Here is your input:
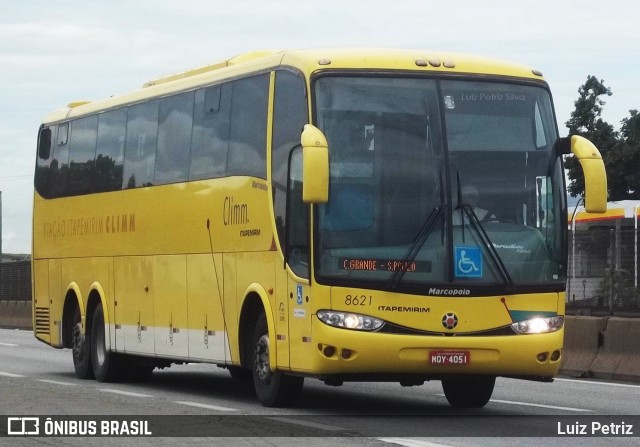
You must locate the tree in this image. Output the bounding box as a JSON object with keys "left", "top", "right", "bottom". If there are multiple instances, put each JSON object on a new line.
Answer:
{"left": 565, "top": 76, "right": 639, "bottom": 200}
{"left": 613, "top": 110, "right": 640, "bottom": 199}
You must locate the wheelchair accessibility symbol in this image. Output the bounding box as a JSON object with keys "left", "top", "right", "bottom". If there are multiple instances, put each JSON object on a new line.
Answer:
{"left": 454, "top": 246, "right": 483, "bottom": 278}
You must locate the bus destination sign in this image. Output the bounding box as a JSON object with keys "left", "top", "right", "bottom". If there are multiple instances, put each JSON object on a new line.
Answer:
{"left": 340, "top": 258, "right": 431, "bottom": 273}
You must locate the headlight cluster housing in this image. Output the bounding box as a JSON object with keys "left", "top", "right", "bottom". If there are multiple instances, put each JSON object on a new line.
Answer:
{"left": 511, "top": 316, "right": 564, "bottom": 334}
{"left": 317, "top": 310, "right": 384, "bottom": 331}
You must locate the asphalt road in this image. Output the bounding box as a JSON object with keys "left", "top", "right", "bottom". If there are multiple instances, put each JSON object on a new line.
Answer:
{"left": 1, "top": 328, "right": 639, "bottom": 446}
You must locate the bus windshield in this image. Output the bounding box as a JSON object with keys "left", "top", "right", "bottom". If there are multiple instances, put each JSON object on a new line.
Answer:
{"left": 314, "top": 76, "right": 565, "bottom": 294}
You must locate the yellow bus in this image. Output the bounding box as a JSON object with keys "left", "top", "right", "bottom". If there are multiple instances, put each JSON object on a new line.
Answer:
{"left": 33, "top": 48, "right": 607, "bottom": 408}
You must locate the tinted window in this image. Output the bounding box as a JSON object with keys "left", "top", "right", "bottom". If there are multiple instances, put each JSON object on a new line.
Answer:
{"left": 50, "top": 123, "right": 70, "bottom": 197}
{"left": 190, "top": 85, "right": 231, "bottom": 180}
{"left": 156, "top": 92, "right": 194, "bottom": 184}
{"left": 57, "top": 122, "right": 69, "bottom": 146}
{"left": 68, "top": 115, "right": 98, "bottom": 195}
{"left": 35, "top": 126, "right": 53, "bottom": 197}
{"left": 272, "top": 70, "right": 307, "bottom": 248}
{"left": 95, "top": 108, "right": 126, "bottom": 192}
{"left": 228, "top": 74, "right": 269, "bottom": 178}
{"left": 123, "top": 101, "right": 158, "bottom": 188}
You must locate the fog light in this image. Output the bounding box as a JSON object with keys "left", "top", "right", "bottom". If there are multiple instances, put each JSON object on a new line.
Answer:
{"left": 537, "top": 352, "right": 548, "bottom": 362}
{"left": 341, "top": 349, "right": 352, "bottom": 359}
{"left": 550, "top": 350, "right": 561, "bottom": 361}
{"left": 323, "top": 346, "right": 336, "bottom": 357}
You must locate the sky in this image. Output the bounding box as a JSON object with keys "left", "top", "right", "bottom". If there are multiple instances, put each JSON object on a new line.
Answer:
{"left": 1, "top": 0, "right": 639, "bottom": 254}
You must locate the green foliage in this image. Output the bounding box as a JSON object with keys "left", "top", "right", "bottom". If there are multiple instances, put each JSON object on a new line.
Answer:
{"left": 565, "top": 77, "right": 640, "bottom": 200}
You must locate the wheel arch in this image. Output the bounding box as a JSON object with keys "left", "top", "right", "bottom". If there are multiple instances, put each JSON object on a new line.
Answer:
{"left": 238, "top": 284, "right": 276, "bottom": 371}
{"left": 86, "top": 283, "right": 110, "bottom": 352}
{"left": 61, "top": 283, "right": 84, "bottom": 348}
{"left": 61, "top": 282, "right": 110, "bottom": 350}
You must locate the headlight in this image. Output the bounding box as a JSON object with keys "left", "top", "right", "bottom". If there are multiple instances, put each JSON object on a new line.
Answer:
{"left": 317, "top": 310, "right": 384, "bottom": 331}
{"left": 511, "top": 316, "right": 564, "bottom": 334}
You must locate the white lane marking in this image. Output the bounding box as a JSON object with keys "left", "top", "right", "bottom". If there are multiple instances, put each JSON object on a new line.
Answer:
{"left": 556, "top": 378, "right": 640, "bottom": 389}
{"left": 489, "top": 398, "right": 591, "bottom": 412}
{"left": 435, "top": 394, "right": 591, "bottom": 412}
{"left": 38, "top": 379, "right": 76, "bottom": 386}
{"left": 0, "top": 371, "right": 25, "bottom": 378}
{"left": 378, "top": 439, "right": 454, "bottom": 447}
{"left": 0, "top": 342, "right": 19, "bottom": 347}
{"left": 267, "top": 417, "right": 346, "bottom": 432}
{"left": 174, "top": 401, "right": 238, "bottom": 412}
{"left": 99, "top": 388, "right": 153, "bottom": 398}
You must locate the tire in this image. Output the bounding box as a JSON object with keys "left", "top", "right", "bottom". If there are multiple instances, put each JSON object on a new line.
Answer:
{"left": 252, "top": 313, "right": 303, "bottom": 407}
{"left": 90, "top": 305, "right": 123, "bottom": 382}
{"left": 71, "top": 306, "right": 94, "bottom": 380}
{"left": 441, "top": 375, "right": 495, "bottom": 408}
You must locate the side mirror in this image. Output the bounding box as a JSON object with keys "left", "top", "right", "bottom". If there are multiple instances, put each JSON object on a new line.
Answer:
{"left": 300, "top": 124, "right": 329, "bottom": 204}
{"left": 571, "top": 135, "right": 607, "bottom": 213}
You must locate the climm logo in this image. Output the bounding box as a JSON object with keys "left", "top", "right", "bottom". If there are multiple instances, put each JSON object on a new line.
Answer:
{"left": 223, "top": 196, "right": 248, "bottom": 226}
{"left": 106, "top": 214, "right": 136, "bottom": 234}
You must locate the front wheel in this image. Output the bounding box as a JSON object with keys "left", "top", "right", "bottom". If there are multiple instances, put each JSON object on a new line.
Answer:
{"left": 441, "top": 376, "right": 495, "bottom": 408}
{"left": 252, "top": 313, "right": 303, "bottom": 407}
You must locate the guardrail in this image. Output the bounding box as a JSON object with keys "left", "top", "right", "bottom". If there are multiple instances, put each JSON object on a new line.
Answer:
{"left": 0, "top": 260, "right": 32, "bottom": 302}
{"left": 561, "top": 315, "right": 640, "bottom": 381}
{"left": 0, "top": 300, "right": 32, "bottom": 329}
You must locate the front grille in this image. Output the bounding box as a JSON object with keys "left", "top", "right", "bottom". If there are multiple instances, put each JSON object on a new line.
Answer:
{"left": 379, "top": 322, "right": 515, "bottom": 336}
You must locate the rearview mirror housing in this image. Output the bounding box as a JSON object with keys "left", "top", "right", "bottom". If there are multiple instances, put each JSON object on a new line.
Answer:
{"left": 571, "top": 135, "right": 607, "bottom": 213}
{"left": 301, "top": 124, "right": 329, "bottom": 204}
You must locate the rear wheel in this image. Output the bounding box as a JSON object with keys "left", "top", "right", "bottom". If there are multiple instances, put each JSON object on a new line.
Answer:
{"left": 91, "top": 305, "right": 123, "bottom": 382}
{"left": 252, "top": 313, "right": 303, "bottom": 407}
{"left": 441, "top": 375, "right": 495, "bottom": 408}
{"left": 71, "top": 306, "right": 94, "bottom": 379}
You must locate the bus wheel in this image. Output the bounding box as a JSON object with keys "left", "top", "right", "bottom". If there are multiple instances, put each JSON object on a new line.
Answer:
{"left": 252, "top": 313, "right": 303, "bottom": 407}
{"left": 71, "top": 306, "right": 94, "bottom": 379}
{"left": 441, "top": 376, "right": 495, "bottom": 408}
{"left": 90, "top": 305, "right": 122, "bottom": 382}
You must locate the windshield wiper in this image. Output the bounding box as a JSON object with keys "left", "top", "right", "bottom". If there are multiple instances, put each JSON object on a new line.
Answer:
{"left": 456, "top": 172, "right": 514, "bottom": 290}
{"left": 388, "top": 205, "right": 443, "bottom": 289}
{"left": 458, "top": 204, "right": 514, "bottom": 289}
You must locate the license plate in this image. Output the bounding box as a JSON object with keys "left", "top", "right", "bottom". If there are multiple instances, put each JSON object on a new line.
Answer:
{"left": 429, "top": 350, "right": 470, "bottom": 366}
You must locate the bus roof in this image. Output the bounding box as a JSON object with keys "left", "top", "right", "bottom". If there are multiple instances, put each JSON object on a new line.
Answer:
{"left": 42, "top": 48, "right": 546, "bottom": 124}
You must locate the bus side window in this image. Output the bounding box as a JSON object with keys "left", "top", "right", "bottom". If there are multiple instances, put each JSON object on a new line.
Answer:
{"left": 227, "top": 74, "right": 269, "bottom": 179}
{"left": 95, "top": 108, "right": 126, "bottom": 192}
{"left": 50, "top": 122, "right": 70, "bottom": 197}
{"left": 272, "top": 69, "right": 308, "bottom": 250}
{"left": 123, "top": 101, "right": 159, "bottom": 188}
{"left": 155, "top": 91, "right": 194, "bottom": 185}
{"left": 285, "top": 147, "right": 309, "bottom": 278}
{"left": 67, "top": 115, "right": 98, "bottom": 196}
{"left": 190, "top": 84, "right": 230, "bottom": 180}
